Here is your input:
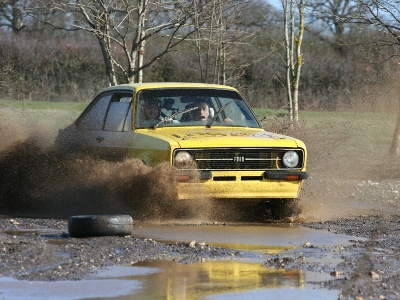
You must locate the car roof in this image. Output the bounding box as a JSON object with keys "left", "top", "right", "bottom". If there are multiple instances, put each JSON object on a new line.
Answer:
{"left": 102, "top": 82, "right": 239, "bottom": 93}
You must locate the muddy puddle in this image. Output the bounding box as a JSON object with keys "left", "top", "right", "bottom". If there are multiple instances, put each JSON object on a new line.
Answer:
{"left": 0, "top": 259, "right": 340, "bottom": 299}
{"left": 132, "top": 222, "right": 363, "bottom": 251}
{"left": 0, "top": 263, "right": 340, "bottom": 300}
{"left": 90, "top": 259, "right": 340, "bottom": 299}
{"left": 0, "top": 223, "right": 366, "bottom": 299}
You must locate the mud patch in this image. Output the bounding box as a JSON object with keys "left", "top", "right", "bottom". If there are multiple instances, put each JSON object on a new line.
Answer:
{"left": 0, "top": 107, "right": 222, "bottom": 222}
{"left": 0, "top": 108, "right": 274, "bottom": 223}
{"left": 286, "top": 111, "right": 400, "bottom": 222}
{"left": 0, "top": 139, "right": 178, "bottom": 219}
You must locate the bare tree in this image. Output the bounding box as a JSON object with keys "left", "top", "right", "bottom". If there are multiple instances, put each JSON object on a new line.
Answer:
{"left": 307, "top": 0, "right": 359, "bottom": 54}
{"left": 352, "top": 0, "right": 400, "bottom": 155}
{"left": 0, "top": 0, "right": 32, "bottom": 33}
{"left": 192, "top": 0, "right": 256, "bottom": 85}
{"left": 280, "top": 0, "right": 306, "bottom": 124}
{"left": 37, "top": 0, "right": 214, "bottom": 85}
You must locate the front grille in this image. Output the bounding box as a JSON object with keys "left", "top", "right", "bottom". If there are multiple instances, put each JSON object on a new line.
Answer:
{"left": 175, "top": 148, "right": 304, "bottom": 170}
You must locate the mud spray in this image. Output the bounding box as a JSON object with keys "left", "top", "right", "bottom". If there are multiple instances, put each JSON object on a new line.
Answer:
{"left": 0, "top": 107, "right": 238, "bottom": 222}
{"left": 264, "top": 77, "right": 400, "bottom": 222}
{"left": 2, "top": 98, "right": 399, "bottom": 223}
{"left": 294, "top": 111, "right": 400, "bottom": 221}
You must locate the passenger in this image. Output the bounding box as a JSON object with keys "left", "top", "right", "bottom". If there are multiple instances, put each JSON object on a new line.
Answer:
{"left": 139, "top": 98, "right": 162, "bottom": 127}
{"left": 160, "top": 98, "right": 177, "bottom": 118}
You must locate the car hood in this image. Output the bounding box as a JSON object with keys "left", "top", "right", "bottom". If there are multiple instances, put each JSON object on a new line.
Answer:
{"left": 138, "top": 127, "right": 305, "bottom": 149}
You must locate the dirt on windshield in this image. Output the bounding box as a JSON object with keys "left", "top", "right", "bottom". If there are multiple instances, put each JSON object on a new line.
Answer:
{"left": 1, "top": 106, "right": 400, "bottom": 299}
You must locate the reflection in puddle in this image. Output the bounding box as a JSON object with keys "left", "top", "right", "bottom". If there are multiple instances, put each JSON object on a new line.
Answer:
{"left": 90, "top": 259, "right": 340, "bottom": 299}
{"left": 207, "top": 243, "right": 295, "bottom": 254}
{"left": 0, "top": 259, "right": 340, "bottom": 299}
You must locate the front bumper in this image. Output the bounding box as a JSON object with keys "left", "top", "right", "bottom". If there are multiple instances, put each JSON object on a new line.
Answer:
{"left": 176, "top": 170, "right": 307, "bottom": 200}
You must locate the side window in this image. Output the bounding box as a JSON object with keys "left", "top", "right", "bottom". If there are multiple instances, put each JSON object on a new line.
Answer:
{"left": 77, "top": 93, "right": 112, "bottom": 130}
{"left": 76, "top": 92, "right": 133, "bottom": 131}
{"left": 104, "top": 93, "right": 132, "bottom": 132}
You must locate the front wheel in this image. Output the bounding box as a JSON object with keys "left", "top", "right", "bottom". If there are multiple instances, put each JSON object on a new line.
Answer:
{"left": 270, "top": 198, "right": 300, "bottom": 221}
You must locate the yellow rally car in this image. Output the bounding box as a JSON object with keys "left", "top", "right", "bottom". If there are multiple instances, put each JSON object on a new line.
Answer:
{"left": 55, "top": 83, "right": 307, "bottom": 219}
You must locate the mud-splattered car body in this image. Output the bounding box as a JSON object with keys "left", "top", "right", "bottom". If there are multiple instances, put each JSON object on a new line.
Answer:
{"left": 55, "top": 83, "right": 308, "bottom": 218}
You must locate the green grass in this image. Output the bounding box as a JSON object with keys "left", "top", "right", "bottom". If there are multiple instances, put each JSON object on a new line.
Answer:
{"left": 0, "top": 100, "right": 87, "bottom": 139}
{"left": 254, "top": 108, "right": 396, "bottom": 163}
{"left": 0, "top": 99, "right": 87, "bottom": 111}
{"left": 1, "top": 100, "right": 396, "bottom": 159}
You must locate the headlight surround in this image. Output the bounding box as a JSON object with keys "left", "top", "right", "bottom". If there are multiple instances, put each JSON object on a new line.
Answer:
{"left": 282, "top": 151, "right": 299, "bottom": 168}
{"left": 174, "top": 151, "right": 194, "bottom": 169}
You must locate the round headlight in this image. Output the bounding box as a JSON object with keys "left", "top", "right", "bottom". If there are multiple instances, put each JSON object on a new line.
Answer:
{"left": 282, "top": 151, "right": 299, "bottom": 168}
{"left": 174, "top": 151, "right": 194, "bottom": 168}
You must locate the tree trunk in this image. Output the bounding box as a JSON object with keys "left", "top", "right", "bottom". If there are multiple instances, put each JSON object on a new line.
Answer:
{"left": 138, "top": 40, "right": 146, "bottom": 83}
{"left": 97, "top": 36, "right": 117, "bottom": 86}
{"left": 283, "top": 0, "right": 293, "bottom": 122}
{"left": 281, "top": 0, "right": 305, "bottom": 126}
{"left": 292, "top": 0, "right": 305, "bottom": 124}
{"left": 129, "top": 0, "right": 146, "bottom": 84}
{"left": 389, "top": 96, "right": 400, "bottom": 156}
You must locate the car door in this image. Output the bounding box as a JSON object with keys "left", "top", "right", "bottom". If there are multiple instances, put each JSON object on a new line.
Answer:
{"left": 75, "top": 90, "right": 135, "bottom": 160}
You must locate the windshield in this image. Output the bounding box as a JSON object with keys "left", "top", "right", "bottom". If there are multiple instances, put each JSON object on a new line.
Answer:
{"left": 135, "top": 88, "right": 261, "bottom": 129}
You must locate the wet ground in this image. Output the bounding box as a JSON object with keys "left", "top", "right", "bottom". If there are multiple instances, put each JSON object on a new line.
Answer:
{"left": 1, "top": 214, "right": 399, "bottom": 300}
{"left": 0, "top": 218, "right": 350, "bottom": 299}
{"left": 1, "top": 106, "right": 400, "bottom": 299}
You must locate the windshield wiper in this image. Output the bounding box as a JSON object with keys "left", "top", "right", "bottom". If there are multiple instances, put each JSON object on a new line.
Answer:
{"left": 153, "top": 106, "right": 199, "bottom": 128}
{"left": 206, "top": 101, "right": 233, "bottom": 128}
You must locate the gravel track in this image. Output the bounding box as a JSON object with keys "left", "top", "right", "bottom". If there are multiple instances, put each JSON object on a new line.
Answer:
{"left": 1, "top": 214, "right": 400, "bottom": 300}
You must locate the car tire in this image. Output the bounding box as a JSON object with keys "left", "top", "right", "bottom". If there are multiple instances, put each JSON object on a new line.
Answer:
{"left": 68, "top": 215, "right": 133, "bottom": 238}
{"left": 270, "top": 198, "right": 300, "bottom": 220}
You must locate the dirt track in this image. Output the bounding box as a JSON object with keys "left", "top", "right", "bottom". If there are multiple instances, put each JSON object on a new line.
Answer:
{"left": 1, "top": 212, "right": 400, "bottom": 299}
{"left": 304, "top": 214, "right": 400, "bottom": 300}
{"left": 0, "top": 217, "right": 241, "bottom": 281}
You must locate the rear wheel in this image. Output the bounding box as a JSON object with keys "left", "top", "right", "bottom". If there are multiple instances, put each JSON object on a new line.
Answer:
{"left": 270, "top": 198, "right": 300, "bottom": 221}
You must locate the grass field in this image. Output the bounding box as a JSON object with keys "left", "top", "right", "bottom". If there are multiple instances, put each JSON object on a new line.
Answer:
{"left": 0, "top": 100, "right": 85, "bottom": 141}
{"left": 0, "top": 99, "right": 396, "bottom": 153}
{"left": 0, "top": 99, "right": 87, "bottom": 111}
{"left": 257, "top": 108, "right": 396, "bottom": 154}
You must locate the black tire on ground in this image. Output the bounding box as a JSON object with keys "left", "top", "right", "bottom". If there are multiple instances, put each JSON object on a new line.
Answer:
{"left": 270, "top": 198, "right": 300, "bottom": 220}
{"left": 68, "top": 215, "right": 133, "bottom": 238}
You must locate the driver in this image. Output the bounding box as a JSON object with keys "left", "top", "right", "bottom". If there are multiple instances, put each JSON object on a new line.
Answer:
{"left": 191, "top": 100, "right": 233, "bottom": 124}
{"left": 192, "top": 100, "right": 210, "bottom": 122}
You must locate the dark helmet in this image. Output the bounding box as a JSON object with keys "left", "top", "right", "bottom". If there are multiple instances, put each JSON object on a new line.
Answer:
{"left": 164, "top": 98, "right": 174, "bottom": 105}
{"left": 144, "top": 98, "right": 161, "bottom": 107}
